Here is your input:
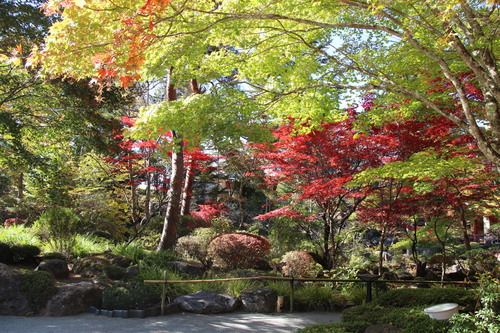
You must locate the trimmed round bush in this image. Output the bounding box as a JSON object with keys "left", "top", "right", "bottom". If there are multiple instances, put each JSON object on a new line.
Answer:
{"left": 374, "top": 287, "right": 477, "bottom": 311}
{"left": 281, "top": 251, "right": 322, "bottom": 278}
{"left": 207, "top": 232, "right": 271, "bottom": 270}
{"left": 11, "top": 244, "right": 41, "bottom": 263}
{"left": 176, "top": 228, "right": 216, "bottom": 266}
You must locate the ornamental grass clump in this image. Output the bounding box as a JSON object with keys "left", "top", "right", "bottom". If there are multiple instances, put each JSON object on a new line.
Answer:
{"left": 281, "top": 251, "right": 322, "bottom": 278}
{"left": 207, "top": 232, "right": 271, "bottom": 270}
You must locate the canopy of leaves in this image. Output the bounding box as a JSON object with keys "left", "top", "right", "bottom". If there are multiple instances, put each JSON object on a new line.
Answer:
{"left": 38, "top": 0, "right": 500, "bottom": 166}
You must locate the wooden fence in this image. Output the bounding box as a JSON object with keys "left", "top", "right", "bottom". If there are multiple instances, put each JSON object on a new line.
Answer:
{"left": 144, "top": 272, "right": 479, "bottom": 315}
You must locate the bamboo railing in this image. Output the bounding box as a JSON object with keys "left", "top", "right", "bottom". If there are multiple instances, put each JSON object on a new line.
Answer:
{"left": 144, "top": 273, "right": 479, "bottom": 315}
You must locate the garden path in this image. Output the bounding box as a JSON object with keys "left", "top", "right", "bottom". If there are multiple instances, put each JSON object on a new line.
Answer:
{"left": 1, "top": 311, "right": 341, "bottom": 333}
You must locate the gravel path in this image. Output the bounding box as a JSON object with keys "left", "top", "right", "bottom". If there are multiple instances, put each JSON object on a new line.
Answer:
{"left": 0, "top": 311, "right": 341, "bottom": 333}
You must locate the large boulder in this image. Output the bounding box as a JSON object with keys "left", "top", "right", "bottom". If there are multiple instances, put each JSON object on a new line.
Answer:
{"left": 0, "top": 264, "right": 31, "bottom": 315}
{"left": 35, "top": 259, "right": 70, "bottom": 279}
{"left": 44, "top": 282, "right": 103, "bottom": 316}
{"left": 167, "top": 260, "right": 206, "bottom": 277}
{"left": 240, "top": 289, "right": 277, "bottom": 313}
{"left": 72, "top": 253, "right": 132, "bottom": 278}
{"left": 173, "top": 290, "right": 240, "bottom": 314}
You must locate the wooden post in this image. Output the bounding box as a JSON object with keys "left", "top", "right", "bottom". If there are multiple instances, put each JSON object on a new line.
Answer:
{"left": 289, "top": 276, "right": 295, "bottom": 313}
{"left": 161, "top": 270, "right": 167, "bottom": 315}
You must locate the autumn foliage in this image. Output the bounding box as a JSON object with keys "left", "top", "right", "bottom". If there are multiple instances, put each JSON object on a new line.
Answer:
{"left": 281, "top": 251, "right": 322, "bottom": 278}
{"left": 207, "top": 232, "right": 271, "bottom": 270}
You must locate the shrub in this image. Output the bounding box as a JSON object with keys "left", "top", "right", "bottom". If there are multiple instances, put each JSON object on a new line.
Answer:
{"left": 298, "top": 321, "right": 370, "bottom": 333}
{"left": 379, "top": 307, "right": 450, "bottom": 333}
{"left": 207, "top": 232, "right": 271, "bottom": 270}
{"left": 102, "top": 282, "right": 160, "bottom": 310}
{"left": 20, "top": 270, "right": 57, "bottom": 311}
{"left": 449, "top": 275, "right": 500, "bottom": 333}
{"left": 0, "top": 225, "right": 41, "bottom": 246}
{"left": 34, "top": 207, "right": 81, "bottom": 256}
{"left": 175, "top": 228, "right": 216, "bottom": 266}
{"left": 465, "top": 248, "right": 499, "bottom": 278}
{"left": 374, "top": 287, "right": 477, "bottom": 311}
{"left": 10, "top": 244, "right": 41, "bottom": 263}
{"left": 281, "top": 251, "right": 322, "bottom": 278}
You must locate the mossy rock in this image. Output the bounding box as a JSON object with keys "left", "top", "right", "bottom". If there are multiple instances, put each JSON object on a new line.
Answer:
{"left": 73, "top": 253, "right": 132, "bottom": 278}
{"left": 20, "top": 270, "right": 57, "bottom": 313}
{"left": 104, "top": 265, "right": 126, "bottom": 280}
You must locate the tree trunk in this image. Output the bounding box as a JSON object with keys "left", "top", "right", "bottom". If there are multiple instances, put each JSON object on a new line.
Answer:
{"left": 143, "top": 159, "right": 151, "bottom": 224}
{"left": 157, "top": 133, "right": 184, "bottom": 251}
{"left": 179, "top": 78, "right": 201, "bottom": 217}
{"left": 459, "top": 207, "right": 472, "bottom": 251}
{"left": 157, "top": 72, "right": 184, "bottom": 251}
{"left": 322, "top": 214, "right": 331, "bottom": 269}
{"left": 378, "top": 226, "right": 387, "bottom": 276}
{"left": 17, "top": 173, "right": 24, "bottom": 200}
{"left": 180, "top": 160, "right": 194, "bottom": 216}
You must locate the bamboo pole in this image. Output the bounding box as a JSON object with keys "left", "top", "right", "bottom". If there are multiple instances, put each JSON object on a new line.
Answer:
{"left": 161, "top": 270, "right": 167, "bottom": 315}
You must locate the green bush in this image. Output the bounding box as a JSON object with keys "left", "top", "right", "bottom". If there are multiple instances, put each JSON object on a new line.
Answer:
{"left": 175, "top": 228, "right": 216, "bottom": 266}
{"left": 34, "top": 207, "right": 81, "bottom": 256}
{"left": 449, "top": 275, "right": 500, "bottom": 333}
{"left": 20, "top": 270, "right": 57, "bottom": 311}
{"left": 465, "top": 248, "right": 499, "bottom": 278}
{"left": 379, "top": 307, "right": 450, "bottom": 333}
{"left": 11, "top": 244, "right": 41, "bottom": 262}
{"left": 374, "top": 287, "right": 477, "bottom": 311}
{"left": 298, "top": 321, "right": 370, "bottom": 333}
{"left": 294, "top": 284, "right": 348, "bottom": 308}
{"left": 341, "top": 304, "right": 386, "bottom": 324}
{"left": 102, "top": 282, "right": 160, "bottom": 310}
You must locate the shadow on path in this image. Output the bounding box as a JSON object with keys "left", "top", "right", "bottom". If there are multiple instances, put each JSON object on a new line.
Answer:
{"left": 1, "top": 311, "right": 341, "bottom": 333}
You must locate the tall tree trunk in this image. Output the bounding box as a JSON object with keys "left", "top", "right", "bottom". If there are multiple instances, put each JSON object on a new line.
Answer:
{"left": 237, "top": 180, "right": 245, "bottom": 229}
{"left": 378, "top": 225, "right": 387, "bottom": 276}
{"left": 179, "top": 78, "right": 201, "bottom": 217}
{"left": 144, "top": 158, "right": 151, "bottom": 224}
{"left": 17, "top": 173, "right": 24, "bottom": 200}
{"left": 459, "top": 207, "right": 472, "bottom": 251}
{"left": 180, "top": 160, "right": 194, "bottom": 216}
{"left": 322, "top": 214, "right": 331, "bottom": 269}
{"left": 157, "top": 71, "right": 184, "bottom": 251}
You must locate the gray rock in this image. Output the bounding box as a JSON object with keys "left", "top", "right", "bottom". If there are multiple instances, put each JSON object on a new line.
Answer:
{"left": 124, "top": 265, "right": 140, "bottom": 280}
{"left": 173, "top": 290, "right": 240, "bottom": 314}
{"left": 167, "top": 260, "right": 206, "bottom": 276}
{"left": 240, "top": 289, "right": 277, "bottom": 313}
{"left": 35, "top": 259, "right": 70, "bottom": 279}
{"left": 44, "top": 282, "right": 103, "bottom": 317}
{"left": 0, "top": 263, "right": 31, "bottom": 315}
